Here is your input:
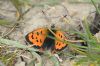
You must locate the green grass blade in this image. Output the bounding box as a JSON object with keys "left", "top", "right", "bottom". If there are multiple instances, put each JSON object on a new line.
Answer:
{"left": 69, "top": 0, "right": 100, "bottom": 3}
{"left": 31, "top": 52, "right": 42, "bottom": 66}
{"left": 83, "top": 17, "right": 93, "bottom": 39}
{"left": 91, "top": 0, "right": 100, "bottom": 14}
{"left": 10, "top": 0, "right": 21, "bottom": 11}
{"left": 50, "top": 55, "right": 60, "bottom": 66}
{"left": 0, "top": 19, "right": 11, "bottom": 25}
{"left": 0, "top": 37, "right": 38, "bottom": 51}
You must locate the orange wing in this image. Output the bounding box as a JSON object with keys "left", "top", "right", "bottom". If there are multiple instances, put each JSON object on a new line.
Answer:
{"left": 25, "top": 28, "right": 48, "bottom": 48}
{"left": 54, "top": 30, "right": 67, "bottom": 51}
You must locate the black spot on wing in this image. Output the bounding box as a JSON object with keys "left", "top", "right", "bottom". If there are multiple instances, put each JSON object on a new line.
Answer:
{"left": 36, "top": 37, "right": 37, "bottom": 39}
{"left": 40, "top": 39, "right": 42, "bottom": 43}
{"left": 60, "top": 35, "right": 62, "bottom": 38}
{"left": 59, "top": 34, "right": 60, "bottom": 36}
{"left": 40, "top": 31, "right": 42, "bottom": 34}
{"left": 36, "top": 40, "right": 39, "bottom": 42}
{"left": 58, "top": 43, "right": 61, "bottom": 46}
{"left": 36, "top": 32, "right": 39, "bottom": 35}
{"left": 56, "top": 42, "right": 58, "bottom": 45}
{"left": 31, "top": 35, "right": 34, "bottom": 39}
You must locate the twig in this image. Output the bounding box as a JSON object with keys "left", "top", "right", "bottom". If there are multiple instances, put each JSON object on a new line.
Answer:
{"left": 42, "top": 10, "right": 51, "bottom": 23}
{"left": 1, "top": 23, "right": 18, "bottom": 37}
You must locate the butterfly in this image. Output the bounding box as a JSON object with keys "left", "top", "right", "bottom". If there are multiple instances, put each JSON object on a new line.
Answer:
{"left": 25, "top": 27, "right": 68, "bottom": 53}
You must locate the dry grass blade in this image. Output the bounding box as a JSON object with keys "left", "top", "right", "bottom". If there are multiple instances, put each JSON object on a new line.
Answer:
{"left": 1, "top": 24, "right": 17, "bottom": 37}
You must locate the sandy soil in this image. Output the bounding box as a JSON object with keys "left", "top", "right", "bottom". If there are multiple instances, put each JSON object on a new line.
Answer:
{"left": 0, "top": 0, "right": 96, "bottom": 66}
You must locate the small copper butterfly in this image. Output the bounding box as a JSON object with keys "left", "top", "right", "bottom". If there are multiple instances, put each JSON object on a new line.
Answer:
{"left": 25, "top": 27, "right": 68, "bottom": 53}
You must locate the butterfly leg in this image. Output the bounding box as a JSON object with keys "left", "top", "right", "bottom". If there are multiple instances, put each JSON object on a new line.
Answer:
{"left": 39, "top": 48, "right": 44, "bottom": 53}
{"left": 51, "top": 50, "right": 56, "bottom": 54}
{"left": 27, "top": 45, "right": 35, "bottom": 48}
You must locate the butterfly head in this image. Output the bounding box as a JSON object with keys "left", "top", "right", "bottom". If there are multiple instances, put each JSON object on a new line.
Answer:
{"left": 51, "top": 24, "right": 55, "bottom": 29}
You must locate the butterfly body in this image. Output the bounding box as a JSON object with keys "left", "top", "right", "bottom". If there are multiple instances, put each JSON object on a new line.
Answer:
{"left": 25, "top": 28, "right": 67, "bottom": 52}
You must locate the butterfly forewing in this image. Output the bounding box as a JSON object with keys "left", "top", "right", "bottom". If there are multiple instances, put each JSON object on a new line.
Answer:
{"left": 26, "top": 28, "right": 48, "bottom": 48}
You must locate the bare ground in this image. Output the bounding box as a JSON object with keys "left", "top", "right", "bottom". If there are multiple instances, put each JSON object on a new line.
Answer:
{"left": 0, "top": 0, "right": 97, "bottom": 66}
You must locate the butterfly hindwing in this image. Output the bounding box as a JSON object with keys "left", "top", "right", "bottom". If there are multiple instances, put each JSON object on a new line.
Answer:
{"left": 54, "top": 30, "right": 67, "bottom": 51}
{"left": 26, "top": 28, "right": 48, "bottom": 48}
